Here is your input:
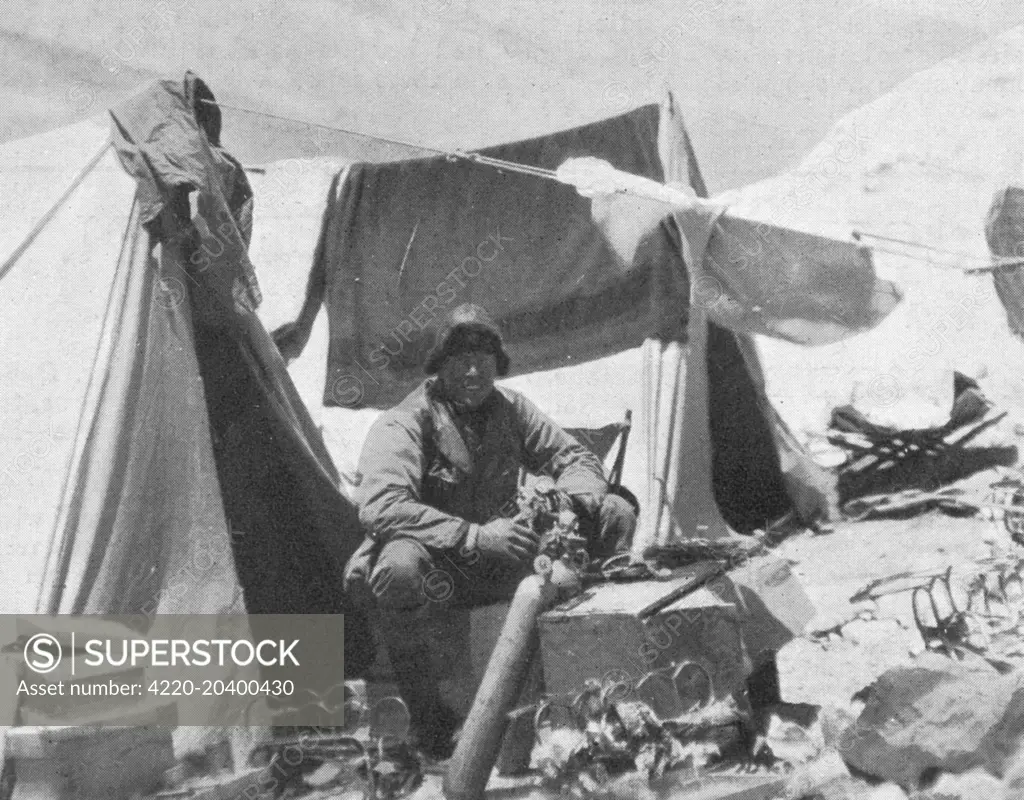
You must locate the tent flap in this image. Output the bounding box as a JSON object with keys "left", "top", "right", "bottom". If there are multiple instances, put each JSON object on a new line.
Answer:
{"left": 102, "top": 74, "right": 373, "bottom": 674}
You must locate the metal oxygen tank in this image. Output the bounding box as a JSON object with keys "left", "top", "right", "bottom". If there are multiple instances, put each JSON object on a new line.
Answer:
{"left": 443, "top": 557, "right": 579, "bottom": 800}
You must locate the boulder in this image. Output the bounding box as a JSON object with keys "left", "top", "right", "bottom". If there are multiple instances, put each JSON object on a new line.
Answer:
{"left": 1001, "top": 745, "right": 1024, "bottom": 798}
{"left": 839, "top": 654, "right": 1024, "bottom": 788}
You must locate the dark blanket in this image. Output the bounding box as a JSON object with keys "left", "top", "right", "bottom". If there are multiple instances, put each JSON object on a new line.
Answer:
{"left": 306, "top": 104, "right": 695, "bottom": 408}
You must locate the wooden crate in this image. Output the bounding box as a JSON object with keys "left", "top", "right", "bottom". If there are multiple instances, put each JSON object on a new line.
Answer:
{"left": 539, "top": 568, "right": 750, "bottom": 718}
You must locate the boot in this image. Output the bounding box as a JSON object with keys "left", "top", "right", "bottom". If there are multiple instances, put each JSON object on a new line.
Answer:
{"left": 379, "top": 606, "right": 460, "bottom": 760}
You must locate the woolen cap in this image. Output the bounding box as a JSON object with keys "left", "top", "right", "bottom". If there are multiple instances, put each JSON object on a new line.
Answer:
{"left": 424, "top": 303, "right": 511, "bottom": 375}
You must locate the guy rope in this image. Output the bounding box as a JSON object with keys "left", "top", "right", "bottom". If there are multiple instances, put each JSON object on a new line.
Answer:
{"left": 201, "top": 97, "right": 1021, "bottom": 275}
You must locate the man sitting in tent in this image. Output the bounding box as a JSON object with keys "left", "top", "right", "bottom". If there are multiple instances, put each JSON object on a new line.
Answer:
{"left": 349, "top": 303, "right": 637, "bottom": 757}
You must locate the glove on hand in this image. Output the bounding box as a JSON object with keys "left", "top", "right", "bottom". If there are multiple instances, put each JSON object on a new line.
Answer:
{"left": 467, "top": 518, "right": 540, "bottom": 564}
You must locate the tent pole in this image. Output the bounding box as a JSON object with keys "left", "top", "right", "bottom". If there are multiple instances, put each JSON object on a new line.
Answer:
{"left": 655, "top": 340, "right": 686, "bottom": 546}
{"left": 635, "top": 339, "right": 654, "bottom": 562}
{"left": 634, "top": 337, "right": 666, "bottom": 562}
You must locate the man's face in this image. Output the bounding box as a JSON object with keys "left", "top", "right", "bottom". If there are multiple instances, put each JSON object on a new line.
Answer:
{"left": 438, "top": 349, "right": 498, "bottom": 410}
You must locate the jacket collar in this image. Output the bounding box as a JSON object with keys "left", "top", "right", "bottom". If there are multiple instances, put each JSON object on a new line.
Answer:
{"left": 424, "top": 379, "right": 505, "bottom": 475}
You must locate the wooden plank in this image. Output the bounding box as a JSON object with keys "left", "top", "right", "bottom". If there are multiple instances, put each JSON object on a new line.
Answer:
{"left": 638, "top": 561, "right": 728, "bottom": 618}
{"left": 543, "top": 563, "right": 724, "bottom": 620}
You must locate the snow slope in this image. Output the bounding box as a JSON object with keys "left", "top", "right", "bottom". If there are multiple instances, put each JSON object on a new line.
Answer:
{"left": 727, "top": 26, "right": 1024, "bottom": 442}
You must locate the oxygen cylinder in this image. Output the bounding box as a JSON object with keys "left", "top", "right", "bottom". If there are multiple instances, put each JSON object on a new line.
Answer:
{"left": 443, "top": 560, "right": 578, "bottom": 800}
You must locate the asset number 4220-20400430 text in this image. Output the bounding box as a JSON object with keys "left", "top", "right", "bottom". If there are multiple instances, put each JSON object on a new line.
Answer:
{"left": 147, "top": 679, "right": 295, "bottom": 696}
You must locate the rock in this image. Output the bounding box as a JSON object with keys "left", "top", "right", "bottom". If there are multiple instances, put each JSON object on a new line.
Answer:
{"left": 763, "top": 712, "right": 825, "bottom": 765}
{"left": 839, "top": 653, "right": 1024, "bottom": 788}
{"left": 924, "top": 768, "right": 1004, "bottom": 799}
{"left": 1001, "top": 745, "right": 1024, "bottom": 797}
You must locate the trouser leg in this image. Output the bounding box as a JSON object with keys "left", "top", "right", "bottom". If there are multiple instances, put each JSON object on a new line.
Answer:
{"left": 369, "top": 537, "right": 535, "bottom": 757}
{"left": 370, "top": 538, "right": 459, "bottom": 757}
{"left": 578, "top": 492, "right": 638, "bottom": 562}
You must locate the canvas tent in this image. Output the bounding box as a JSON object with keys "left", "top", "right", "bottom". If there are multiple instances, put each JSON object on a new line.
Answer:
{"left": 0, "top": 26, "right": 1020, "bottom": 793}
{"left": 0, "top": 70, "right": 374, "bottom": 721}
{"left": 985, "top": 185, "right": 1024, "bottom": 338}
{"left": 266, "top": 94, "right": 899, "bottom": 558}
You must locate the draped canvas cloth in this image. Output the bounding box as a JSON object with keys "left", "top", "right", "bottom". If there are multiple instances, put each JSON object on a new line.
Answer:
{"left": 300, "top": 103, "right": 671, "bottom": 408}
{"left": 631, "top": 207, "right": 851, "bottom": 551}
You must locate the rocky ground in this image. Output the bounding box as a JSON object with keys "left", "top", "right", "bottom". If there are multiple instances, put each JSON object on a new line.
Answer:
{"left": 217, "top": 483, "right": 1023, "bottom": 800}
{"left": 776, "top": 507, "right": 1014, "bottom": 708}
